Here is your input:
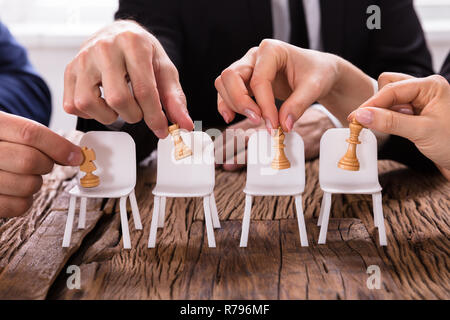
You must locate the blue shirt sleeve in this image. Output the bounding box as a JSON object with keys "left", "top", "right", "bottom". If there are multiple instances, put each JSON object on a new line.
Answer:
{"left": 0, "top": 21, "right": 51, "bottom": 125}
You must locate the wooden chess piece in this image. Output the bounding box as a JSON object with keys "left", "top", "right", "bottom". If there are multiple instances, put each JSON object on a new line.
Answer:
{"left": 271, "top": 126, "right": 291, "bottom": 170}
{"left": 338, "top": 118, "right": 364, "bottom": 171}
{"left": 80, "top": 147, "right": 100, "bottom": 188}
{"left": 168, "top": 124, "right": 192, "bottom": 160}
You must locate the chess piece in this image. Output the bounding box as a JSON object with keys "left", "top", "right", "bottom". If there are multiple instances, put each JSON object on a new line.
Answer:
{"left": 80, "top": 147, "right": 100, "bottom": 188}
{"left": 168, "top": 124, "right": 192, "bottom": 160}
{"left": 271, "top": 126, "right": 291, "bottom": 170}
{"left": 338, "top": 118, "right": 363, "bottom": 171}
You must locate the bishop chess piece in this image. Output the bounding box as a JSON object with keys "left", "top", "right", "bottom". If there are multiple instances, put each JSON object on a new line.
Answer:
{"left": 80, "top": 147, "right": 100, "bottom": 188}
{"left": 338, "top": 118, "right": 363, "bottom": 171}
{"left": 271, "top": 126, "right": 291, "bottom": 170}
{"left": 168, "top": 124, "right": 192, "bottom": 160}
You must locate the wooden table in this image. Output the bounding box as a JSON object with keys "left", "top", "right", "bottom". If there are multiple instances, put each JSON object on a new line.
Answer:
{"left": 0, "top": 159, "right": 449, "bottom": 300}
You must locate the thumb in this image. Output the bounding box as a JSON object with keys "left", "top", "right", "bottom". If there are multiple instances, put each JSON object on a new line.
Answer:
{"left": 351, "top": 107, "right": 428, "bottom": 142}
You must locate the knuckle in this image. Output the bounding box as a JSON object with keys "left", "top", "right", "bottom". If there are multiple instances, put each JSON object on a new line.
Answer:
{"left": 105, "top": 93, "right": 127, "bottom": 109}
{"left": 249, "top": 75, "right": 263, "bottom": 90}
{"left": 74, "top": 97, "right": 91, "bottom": 113}
{"left": 132, "top": 82, "right": 153, "bottom": 101}
{"left": 20, "top": 121, "right": 40, "bottom": 145}
{"left": 383, "top": 111, "right": 398, "bottom": 132}
{"left": 63, "top": 100, "right": 76, "bottom": 114}
{"left": 94, "top": 39, "right": 113, "bottom": 56}
{"left": 259, "top": 38, "right": 276, "bottom": 49}
{"left": 429, "top": 74, "right": 448, "bottom": 87}
{"left": 214, "top": 76, "right": 223, "bottom": 89}
{"left": 75, "top": 50, "right": 89, "bottom": 69}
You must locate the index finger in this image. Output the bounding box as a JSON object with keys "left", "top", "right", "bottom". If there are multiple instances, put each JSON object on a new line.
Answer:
{"left": 0, "top": 112, "right": 83, "bottom": 166}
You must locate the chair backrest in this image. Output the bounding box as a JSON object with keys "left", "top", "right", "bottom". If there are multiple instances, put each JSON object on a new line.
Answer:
{"left": 156, "top": 131, "right": 215, "bottom": 188}
{"left": 78, "top": 131, "right": 136, "bottom": 189}
{"left": 246, "top": 130, "right": 305, "bottom": 189}
{"left": 319, "top": 128, "right": 379, "bottom": 188}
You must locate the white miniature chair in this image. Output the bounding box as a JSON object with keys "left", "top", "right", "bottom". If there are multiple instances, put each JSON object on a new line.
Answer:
{"left": 240, "top": 130, "right": 308, "bottom": 247}
{"left": 62, "top": 131, "right": 142, "bottom": 249}
{"left": 318, "top": 128, "right": 387, "bottom": 246}
{"left": 148, "top": 131, "right": 220, "bottom": 248}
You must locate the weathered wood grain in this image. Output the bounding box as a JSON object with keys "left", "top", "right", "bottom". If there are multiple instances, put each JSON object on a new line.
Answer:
{"left": 1, "top": 158, "right": 449, "bottom": 300}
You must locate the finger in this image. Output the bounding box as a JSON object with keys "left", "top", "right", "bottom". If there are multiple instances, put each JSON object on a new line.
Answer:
{"left": 118, "top": 37, "right": 169, "bottom": 138}
{"left": 278, "top": 83, "right": 324, "bottom": 132}
{"left": 249, "top": 41, "right": 284, "bottom": 130}
{"left": 351, "top": 107, "right": 429, "bottom": 142}
{"left": 0, "top": 170, "right": 43, "bottom": 197}
{"left": 96, "top": 45, "right": 142, "bottom": 124}
{"left": 0, "top": 194, "right": 33, "bottom": 218}
{"left": 0, "top": 112, "right": 83, "bottom": 166}
{"left": 74, "top": 71, "right": 119, "bottom": 125}
{"left": 153, "top": 55, "right": 194, "bottom": 131}
{"left": 0, "top": 141, "right": 54, "bottom": 175}
{"left": 217, "top": 94, "right": 236, "bottom": 124}
{"left": 378, "top": 72, "right": 415, "bottom": 89}
{"left": 220, "top": 68, "right": 262, "bottom": 125}
{"left": 63, "top": 62, "right": 91, "bottom": 119}
{"left": 358, "top": 76, "right": 444, "bottom": 111}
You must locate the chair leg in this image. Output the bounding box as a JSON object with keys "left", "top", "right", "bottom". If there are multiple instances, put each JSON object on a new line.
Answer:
{"left": 158, "top": 196, "right": 166, "bottom": 228}
{"left": 239, "top": 195, "right": 252, "bottom": 247}
{"left": 63, "top": 196, "right": 77, "bottom": 247}
{"left": 318, "top": 192, "right": 332, "bottom": 244}
{"left": 148, "top": 196, "right": 160, "bottom": 248}
{"left": 372, "top": 192, "right": 387, "bottom": 246}
{"left": 294, "top": 195, "right": 309, "bottom": 247}
{"left": 209, "top": 192, "right": 221, "bottom": 229}
{"left": 318, "top": 194, "right": 326, "bottom": 226}
{"left": 129, "top": 190, "right": 142, "bottom": 230}
{"left": 119, "top": 196, "right": 131, "bottom": 249}
{"left": 78, "top": 197, "right": 87, "bottom": 229}
{"left": 203, "top": 196, "right": 216, "bottom": 247}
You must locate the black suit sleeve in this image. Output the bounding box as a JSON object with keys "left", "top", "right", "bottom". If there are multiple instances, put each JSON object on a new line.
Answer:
{"left": 115, "top": 0, "right": 184, "bottom": 69}
{"left": 368, "top": 0, "right": 434, "bottom": 78}
{"left": 440, "top": 52, "right": 450, "bottom": 83}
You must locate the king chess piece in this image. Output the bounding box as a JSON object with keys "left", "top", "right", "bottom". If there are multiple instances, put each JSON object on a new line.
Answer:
{"left": 338, "top": 118, "right": 363, "bottom": 171}
{"left": 80, "top": 146, "right": 100, "bottom": 188}
{"left": 169, "top": 124, "right": 192, "bottom": 160}
{"left": 271, "top": 126, "right": 291, "bottom": 170}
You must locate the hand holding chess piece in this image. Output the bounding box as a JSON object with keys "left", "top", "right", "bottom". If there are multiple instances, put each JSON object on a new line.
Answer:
{"left": 338, "top": 118, "right": 363, "bottom": 171}
{"left": 169, "top": 124, "right": 192, "bottom": 160}
{"left": 271, "top": 126, "right": 291, "bottom": 170}
{"left": 80, "top": 147, "right": 100, "bottom": 188}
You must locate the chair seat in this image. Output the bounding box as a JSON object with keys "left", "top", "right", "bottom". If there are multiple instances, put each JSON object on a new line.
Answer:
{"left": 321, "top": 182, "right": 381, "bottom": 194}
{"left": 69, "top": 185, "right": 134, "bottom": 198}
{"left": 244, "top": 184, "right": 304, "bottom": 196}
{"left": 152, "top": 184, "right": 214, "bottom": 197}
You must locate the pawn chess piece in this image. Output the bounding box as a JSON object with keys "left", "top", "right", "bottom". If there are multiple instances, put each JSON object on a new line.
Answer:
{"left": 271, "top": 126, "right": 291, "bottom": 170}
{"left": 168, "top": 124, "right": 192, "bottom": 160}
{"left": 80, "top": 147, "right": 100, "bottom": 188}
{"left": 338, "top": 118, "right": 364, "bottom": 171}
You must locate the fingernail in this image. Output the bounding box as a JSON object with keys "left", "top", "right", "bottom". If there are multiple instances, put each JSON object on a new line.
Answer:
{"left": 265, "top": 118, "right": 274, "bottom": 135}
{"left": 68, "top": 149, "right": 84, "bottom": 166}
{"left": 355, "top": 108, "right": 374, "bottom": 125}
{"left": 221, "top": 110, "right": 232, "bottom": 123}
{"left": 244, "top": 109, "right": 261, "bottom": 124}
{"left": 399, "top": 108, "right": 414, "bottom": 115}
{"left": 285, "top": 114, "right": 294, "bottom": 132}
{"left": 154, "top": 129, "right": 168, "bottom": 138}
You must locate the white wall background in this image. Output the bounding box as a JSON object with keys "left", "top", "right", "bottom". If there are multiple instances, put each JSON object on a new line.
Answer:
{"left": 0, "top": 0, "right": 449, "bottom": 131}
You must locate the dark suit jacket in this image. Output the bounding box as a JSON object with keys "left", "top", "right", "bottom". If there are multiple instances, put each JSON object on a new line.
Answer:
{"left": 441, "top": 52, "right": 450, "bottom": 83}
{"left": 78, "top": 0, "right": 435, "bottom": 168}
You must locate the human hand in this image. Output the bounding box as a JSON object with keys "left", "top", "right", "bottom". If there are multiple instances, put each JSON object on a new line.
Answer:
{"left": 350, "top": 73, "right": 450, "bottom": 180}
{"left": 63, "top": 20, "right": 193, "bottom": 138}
{"left": 214, "top": 108, "right": 334, "bottom": 171}
{"left": 0, "top": 112, "right": 83, "bottom": 218}
{"left": 215, "top": 39, "right": 374, "bottom": 132}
